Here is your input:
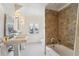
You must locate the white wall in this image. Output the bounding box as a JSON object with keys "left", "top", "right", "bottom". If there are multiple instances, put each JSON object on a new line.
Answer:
{"left": 17, "top": 4, "right": 45, "bottom": 43}
{"left": 1, "top": 3, "right": 15, "bottom": 17}
{"left": 74, "top": 4, "right": 79, "bottom": 56}
{"left": 0, "top": 4, "right": 4, "bottom": 38}
{"left": 17, "top": 3, "right": 46, "bottom": 54}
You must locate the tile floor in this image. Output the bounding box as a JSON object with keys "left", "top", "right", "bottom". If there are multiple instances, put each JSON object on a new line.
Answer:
{"left": 20, "top": 43, "right": 59, "bottom": 56}
{"left": 20, "top": 43, "right": 44, "bottom": 56}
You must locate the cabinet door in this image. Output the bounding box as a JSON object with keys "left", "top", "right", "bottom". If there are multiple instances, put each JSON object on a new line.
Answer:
{"left": 1, "top": 45, "right": 8, "bottom": 56}
{"left": 0, "top": 47, "right": 1, "bottom": 56}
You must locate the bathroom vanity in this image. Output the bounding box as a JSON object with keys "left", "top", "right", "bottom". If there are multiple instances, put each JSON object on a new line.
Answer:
{"left": 1, "top": 13, "right": 26, "bottom": 56}
{"left": 0, "top": 35, "right": 26, "bottom": 56}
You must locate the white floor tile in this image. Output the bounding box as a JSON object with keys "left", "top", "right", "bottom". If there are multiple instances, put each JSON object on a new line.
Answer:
{"left": 20, "top": 43, "right": 44, "bottom": 56}
{"left": 20, "top": 43, "right": 59, "bottom": 56}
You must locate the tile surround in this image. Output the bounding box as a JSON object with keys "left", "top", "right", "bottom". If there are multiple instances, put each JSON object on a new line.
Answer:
{"left": 45, "top": 3, "right": 78, "bottom": 49}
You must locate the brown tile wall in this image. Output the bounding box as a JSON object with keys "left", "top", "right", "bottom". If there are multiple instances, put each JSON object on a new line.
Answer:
{"left": 58, "top": 4, "right": 78, "bottom": 49}
{"left": 45, "top": 3, "right": 78, "bottom": 49}
{"left": 45, "top": 9, "right": 58, "bottom": 45}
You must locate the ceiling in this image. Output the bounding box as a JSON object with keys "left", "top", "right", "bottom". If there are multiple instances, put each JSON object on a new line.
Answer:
{"left": 1, "top": 3, "right": 70, "bottom": 16}
{"left": 46, "top": 3, "right": 70, "bottom": 11}
{"left": 17, "top": 3, "right": 47, "bottom": 8}
{"left": 17, "top": 3, "right": 70, "bottom": 11}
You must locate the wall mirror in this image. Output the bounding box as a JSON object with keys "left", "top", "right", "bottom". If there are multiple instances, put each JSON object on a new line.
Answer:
{"left": 4, "top": 14, "right": 14, "bottom": 39}
{"left": 4, "top": 11, "right": 25, "bottom": 39}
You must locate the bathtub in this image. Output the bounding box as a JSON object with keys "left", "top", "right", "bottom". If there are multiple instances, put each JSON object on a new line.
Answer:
{"left": 47, "top": 44, "right": 74, "bottom": 56}
{"left": 46, "top": 46, "right": 59, "bottom": 56}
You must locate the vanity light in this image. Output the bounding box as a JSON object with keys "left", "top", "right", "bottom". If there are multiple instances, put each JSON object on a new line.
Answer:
{"left": 15, "top": 11, "right": 21, "bottom": 16}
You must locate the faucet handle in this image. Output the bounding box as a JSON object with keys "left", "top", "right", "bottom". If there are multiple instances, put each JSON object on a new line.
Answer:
{"left": 4, "top": 36, "right": 9, "bottom": 41}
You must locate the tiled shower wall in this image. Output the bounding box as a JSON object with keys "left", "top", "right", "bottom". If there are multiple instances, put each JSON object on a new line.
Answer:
{"left": 45, "top": 9, "right": 58, "bottom": 45}
{"left": 58, "top": 4, "right": 78, "bottom": 49}
{"left": 45, "top": 3, "right": 78, "bottom": 49}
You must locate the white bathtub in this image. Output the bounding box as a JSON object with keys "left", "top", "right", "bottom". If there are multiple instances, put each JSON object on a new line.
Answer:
{"left": 47, "top": 44, "right": 74, "bottom": 56}
{"left": 46, "top": 46, "right": 59, "bottom": 56}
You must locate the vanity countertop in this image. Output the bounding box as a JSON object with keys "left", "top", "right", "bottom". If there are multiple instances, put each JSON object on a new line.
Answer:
{"left": 3, "top": 35, "right": 27, "bottom": 45}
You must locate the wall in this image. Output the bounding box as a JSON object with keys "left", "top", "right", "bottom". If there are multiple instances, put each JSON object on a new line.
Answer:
{"left": 17, "top": 3, "right": 45, "bottom": 54}
{"left": 58, "top": 4, "right": 78, "bottom": 49}
{"left": 45, "top": 9, "right": 58, "bottom": 45}
{"left": 17, "top": 4, "right": 45, "bottom": 44}
{"left": 74, "top": 4, "right": 79, "bottom": 56}
{"left": 1, "top": 4, "right": 15, "bottom": 17}
{"left": 0, "top": 4, "right": 4, "bottom": 39}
